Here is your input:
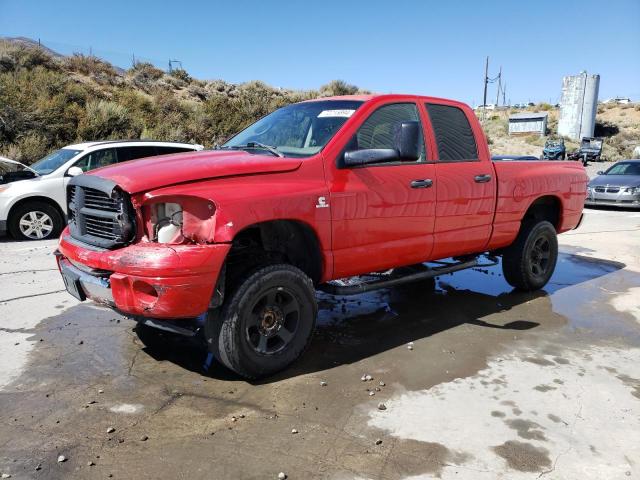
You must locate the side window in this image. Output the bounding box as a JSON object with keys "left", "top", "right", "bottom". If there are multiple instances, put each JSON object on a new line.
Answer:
{"left": 155, "top": 147, "right": 194, "bottom": 155}
{"left": 74, "top": 148, "right": 117, "bottom": 172}
{"left": 349, "top": 103, "right": 425, "bottom": 162}
{"left": 425, "top": 104, "right": 478, "bottom": 162}
{"left": 117, "top": 146, "right": 158, "bottom": 162}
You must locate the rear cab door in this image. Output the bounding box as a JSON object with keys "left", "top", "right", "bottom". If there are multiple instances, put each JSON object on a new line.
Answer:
{"left": 422, "top": 101, "right": 497, "bottom": 259}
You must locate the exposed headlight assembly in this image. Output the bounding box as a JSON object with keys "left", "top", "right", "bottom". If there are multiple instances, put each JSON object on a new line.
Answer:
{"left": 152, "top": 202, "right": 183, "bottom": 243}
{"left": 145, "top": 197, "right": 216, "bottom": 244}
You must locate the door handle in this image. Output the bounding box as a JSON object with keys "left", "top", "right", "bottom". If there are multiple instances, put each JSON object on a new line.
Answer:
{"left": 410, "top": 179, "right": 433, "bottom": 189}
{"left": 474, "top": 174, "right": 492, "bottom": 183}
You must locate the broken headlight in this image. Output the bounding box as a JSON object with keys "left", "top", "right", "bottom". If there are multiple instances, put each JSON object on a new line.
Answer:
{"left": 151, "top": 202, "right": 183, "bottom": 243}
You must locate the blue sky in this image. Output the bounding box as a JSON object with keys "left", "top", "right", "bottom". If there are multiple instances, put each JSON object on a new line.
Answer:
{"left": 1, "top": 0, "right": 639, "bottom": 104}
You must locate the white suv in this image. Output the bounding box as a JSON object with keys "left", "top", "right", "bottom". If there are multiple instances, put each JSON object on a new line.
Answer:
{"left": 0, "top": 140, "right": 203, "bottom": 241}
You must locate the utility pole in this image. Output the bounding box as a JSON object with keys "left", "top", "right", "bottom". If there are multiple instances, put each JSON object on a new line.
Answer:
{"left": 496, "top": 66, "right": 502, "bottom": 106}
{"left": 132, "top": 53, "right": 136, "bottom": 67}
{"left": 502, "top": 82, "right": 507, "bottom": 106}
{"left": 482, "top": 56, "right": 489, "bottom": 115}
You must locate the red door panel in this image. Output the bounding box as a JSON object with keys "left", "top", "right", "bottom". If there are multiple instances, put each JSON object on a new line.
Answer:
{"left": 329, "top": 163, "right": 436, "bottom": 278}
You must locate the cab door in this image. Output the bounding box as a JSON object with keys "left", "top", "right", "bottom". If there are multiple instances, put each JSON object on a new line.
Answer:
{"left": 424, "top": 102, "right": 496, "bottom": 259}
{"left": 326, "top": 102, "right": 437, "bottom": 279}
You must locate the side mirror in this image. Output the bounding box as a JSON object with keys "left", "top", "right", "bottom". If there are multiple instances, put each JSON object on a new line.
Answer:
{"left": 394, "top": 121, "right": 421, "bottom": 161}
{"left": 67, "top": 166, "right": 84, "bottom": 177}
{"left": 343, "top": 121, "right": 421, "bottom": 167}
{"left": 344, "top": 149, "right": 399, "bottom": 166}
{"left": 597, "top": 171, "right": 604, "bottom": 175}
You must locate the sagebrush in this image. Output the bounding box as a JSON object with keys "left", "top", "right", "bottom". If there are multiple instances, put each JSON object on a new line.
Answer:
{"left": 0, "top": 40, "right": 367, "bottom": 163}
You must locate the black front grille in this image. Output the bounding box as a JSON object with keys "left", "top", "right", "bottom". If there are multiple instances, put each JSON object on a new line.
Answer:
{"left": 67, "top": 177, "right": 135, "bottom": 249}
{"left": 595, "top": 186, "right": 621, "bottom": 193}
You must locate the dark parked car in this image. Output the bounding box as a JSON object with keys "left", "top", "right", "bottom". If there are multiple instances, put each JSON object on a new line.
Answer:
{"left": 586, "top": 160, "right": 640, "bottom": 208}
{"left": 543, "top": 138, "right": 566, "bottom": 160}
{"left": 492, "top": 155, "right": 540, "bottom": 161}
{"left": 569, "top": 137, "right": 603, "bottom": 165}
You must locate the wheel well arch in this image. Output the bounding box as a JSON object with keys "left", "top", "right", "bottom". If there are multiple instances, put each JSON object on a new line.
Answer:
{"left": 224, "top": 219, "right": 324, "bottom": 286}
{"left": 522, "top": 195, "right": 562, "bottom": 230}
{"left": 8, "top": 196, "right": 66, "bottom": 224}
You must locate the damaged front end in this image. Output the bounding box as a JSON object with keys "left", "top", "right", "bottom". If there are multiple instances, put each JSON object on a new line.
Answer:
{"left": 56, "top": 174, "right": 230, "bottom": 322}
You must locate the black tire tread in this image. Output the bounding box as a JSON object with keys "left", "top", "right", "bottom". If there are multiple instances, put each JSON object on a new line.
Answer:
{"left": 502, "top": 220, "right": 558, "bottom": 291}
{"left": 206, "top": 264, "right": 317, "bottom": 379}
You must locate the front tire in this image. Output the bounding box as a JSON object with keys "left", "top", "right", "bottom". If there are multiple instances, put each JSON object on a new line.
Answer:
{"left": 8, "top": 201, "right": 63, "bottom": 241}
{"left": 205, "top": 264, "right": 317, "bottom": 379}
{"left": 502, "top": 221, "right": 558, "bottom": 291}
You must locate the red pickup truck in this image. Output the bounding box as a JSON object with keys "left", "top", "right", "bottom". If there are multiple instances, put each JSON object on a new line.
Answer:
{"left": 56, "top": 94, "right": 587, "bottom": 378}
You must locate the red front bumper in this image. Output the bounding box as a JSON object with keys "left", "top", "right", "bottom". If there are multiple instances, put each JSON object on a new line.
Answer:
{"left": 56, "top": 228, "right": 231, "bottom": 319}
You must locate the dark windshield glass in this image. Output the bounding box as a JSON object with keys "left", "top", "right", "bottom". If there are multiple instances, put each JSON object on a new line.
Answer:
{"left": 223, "top": 100, "right": 363, "bottom": 158}
{"left": 31, "top": 149, "right": 82, "bottom": 175}
{"left": 605, "top": 162, "right": 640, "bottom": 176}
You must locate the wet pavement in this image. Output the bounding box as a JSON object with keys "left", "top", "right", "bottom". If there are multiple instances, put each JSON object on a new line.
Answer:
{"left": 1, "top": 206, "right": 640, "bottom": 479}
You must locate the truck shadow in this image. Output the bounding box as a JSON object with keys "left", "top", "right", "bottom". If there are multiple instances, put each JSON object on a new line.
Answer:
{"left": 136, "top": 252, "right": 627, "bottom": 383}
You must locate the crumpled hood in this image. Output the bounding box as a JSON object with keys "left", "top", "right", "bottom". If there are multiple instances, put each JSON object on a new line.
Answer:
{"left": 89, "top": 150, "right": 302, "bottom": 193}
{"left": 589, "top": 175, "right": 640, "bottom": 187}
{"left": 0, "top": 157, "right": 38, "bottom": 174}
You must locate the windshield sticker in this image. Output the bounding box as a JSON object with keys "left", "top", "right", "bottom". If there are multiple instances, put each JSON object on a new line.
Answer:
{"left": 317, "top": 109, "right": 355, "bottom": 118}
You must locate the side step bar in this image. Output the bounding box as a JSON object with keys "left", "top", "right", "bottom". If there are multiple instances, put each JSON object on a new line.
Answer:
{"left": 319, "top": 256, "right": 497, "bottom": 296}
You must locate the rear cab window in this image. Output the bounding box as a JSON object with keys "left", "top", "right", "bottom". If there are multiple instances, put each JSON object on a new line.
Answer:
{"left": 425, "top": 103, "right": 478, "bottom": 162}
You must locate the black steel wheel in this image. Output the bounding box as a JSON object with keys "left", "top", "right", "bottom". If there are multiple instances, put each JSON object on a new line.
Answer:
{"left": 205, "top": 264, "right": 317, "bottom": 379}
{"left": 528, "top": 235, "right": 552, "bottom": 278}
{"left": 245, "top": 286, "right": 301, "bottom": 355}
{"left": 502, "top": 220, "right": 558, "bottom": 291}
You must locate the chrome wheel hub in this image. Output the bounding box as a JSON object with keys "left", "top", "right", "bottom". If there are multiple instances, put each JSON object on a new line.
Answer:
{"left": 19, "top": 211, "right": 53, "bottom": 239}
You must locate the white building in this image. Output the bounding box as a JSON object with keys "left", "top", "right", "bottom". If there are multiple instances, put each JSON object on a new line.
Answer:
{"left": 508, "top": 112, "right": 548, "bottom": 136}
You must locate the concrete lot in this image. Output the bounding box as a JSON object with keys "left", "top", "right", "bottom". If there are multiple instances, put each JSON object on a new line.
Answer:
{"left": 1, "top": 173, "right": 639, "bottom": 479}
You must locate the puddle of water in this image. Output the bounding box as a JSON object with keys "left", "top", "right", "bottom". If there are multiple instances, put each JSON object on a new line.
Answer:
{"left": 317, "top": 250, "right": 639, "bottom": 345}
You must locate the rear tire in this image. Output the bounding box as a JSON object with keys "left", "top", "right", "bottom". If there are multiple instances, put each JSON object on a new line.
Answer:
{"left": 8, "top": 201, "right": 63, "bottom": 241}
{"left": 502, "top": 221, "right": 558, "bottom": 291}
{"left": 205, "top": 264, "right": 317, "bottom": 379}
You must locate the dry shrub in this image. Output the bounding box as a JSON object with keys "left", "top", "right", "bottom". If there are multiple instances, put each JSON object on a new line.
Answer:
{"left": 1, "top": 134, "right": 49, "bottom": 162}
{"left": 64, "top": 54, "right": 117, "bottom": 83}
{"left": 77, "top": 100, "right": 141, "bottom": 140}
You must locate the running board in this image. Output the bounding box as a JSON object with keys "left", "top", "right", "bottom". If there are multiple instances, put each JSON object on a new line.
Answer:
{"left": 137, "top": 317, "right": 201, "bottom": 337}
{"left": 319, "top": 257, "right": 493, "bottom": 296}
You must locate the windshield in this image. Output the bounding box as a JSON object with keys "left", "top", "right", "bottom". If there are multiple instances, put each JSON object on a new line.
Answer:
{"left": 223, "top": 100, "right": 364, "bottom": 158}
{"left": 604, "top": 162, "right": 640, "bottom": 176}
{"left": 30, "top": 149, "right": 82, "bottom": 175}
{"left": 581, "top": 139, "right": 602, "bottom": 149}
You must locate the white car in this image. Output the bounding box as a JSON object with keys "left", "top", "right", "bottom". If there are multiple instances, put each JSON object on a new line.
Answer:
{"left": 0, "top": 141, "right": 203, "bottom": 241}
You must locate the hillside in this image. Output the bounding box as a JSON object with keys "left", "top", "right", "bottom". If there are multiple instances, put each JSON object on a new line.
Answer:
{"left": 481, "top": 103, "right": 640, "bottom": 160}
{"left": 0, "top": 39, "right": 367, "bottom": 163}
{"left": 1, "top": 38, "right": 638, "bottom": 163}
